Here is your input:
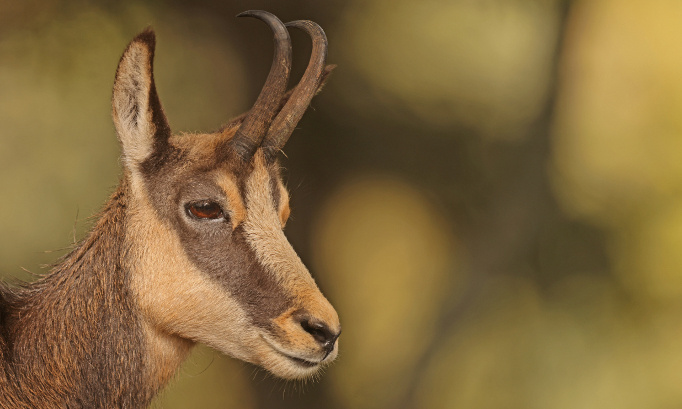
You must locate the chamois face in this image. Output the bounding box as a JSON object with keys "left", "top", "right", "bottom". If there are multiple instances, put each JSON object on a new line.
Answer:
{"left": 113, "top": 23, "right": 339, "bottom": 381}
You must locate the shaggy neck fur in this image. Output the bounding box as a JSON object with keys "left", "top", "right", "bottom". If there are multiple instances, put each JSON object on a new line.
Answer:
{"left": 0, "top": 179, "right": 158, "bottom": 408}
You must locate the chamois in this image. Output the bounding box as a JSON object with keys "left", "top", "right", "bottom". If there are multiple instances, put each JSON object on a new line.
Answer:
{"left": 0, "top": 10, "right": 340, "bottom": 408}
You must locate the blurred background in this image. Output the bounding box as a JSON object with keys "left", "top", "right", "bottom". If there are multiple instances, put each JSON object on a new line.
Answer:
{"left": 1, "top": 0, "right": 682, "bottom": 408}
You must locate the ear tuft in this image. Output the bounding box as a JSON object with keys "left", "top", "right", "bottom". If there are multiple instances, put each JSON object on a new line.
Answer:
{"left": 134, "top": 27, "right": 157, "bottom": 51}
{"left": 112, "top": 28, "right": 170, "bottom": 171}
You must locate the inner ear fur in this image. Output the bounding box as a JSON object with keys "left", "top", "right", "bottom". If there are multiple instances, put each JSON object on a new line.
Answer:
{"left": 112, "top": 29, "right": 171, "bottom": 170}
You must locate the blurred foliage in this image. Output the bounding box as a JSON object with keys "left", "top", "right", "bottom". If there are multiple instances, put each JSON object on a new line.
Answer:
{"left": 1, "top": 0, "right": 682, "bottom": 408}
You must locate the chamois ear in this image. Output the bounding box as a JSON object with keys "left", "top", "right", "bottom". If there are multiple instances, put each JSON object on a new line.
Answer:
{"left": 112, "top": 28, "right": 171, "bottom": 170}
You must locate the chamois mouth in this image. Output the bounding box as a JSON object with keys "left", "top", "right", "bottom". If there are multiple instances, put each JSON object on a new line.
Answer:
{"left": 280, "top": 353, "right": 320, "bottom": 368}
{"left": 261, "top": 335, "right": 323, "bottom": 369}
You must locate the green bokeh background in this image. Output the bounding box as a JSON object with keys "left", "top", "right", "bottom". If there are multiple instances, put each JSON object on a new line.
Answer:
{"left": 1, "top": 1, "right": 682, "bottom": 408}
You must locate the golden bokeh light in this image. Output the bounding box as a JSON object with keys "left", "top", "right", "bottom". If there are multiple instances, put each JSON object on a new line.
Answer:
{"left": 551, "top": 0, "right": 682, "bottom": 300}
{"left": 312, "top": 175, "right": 460, "bottom": 409}
{"left": 338, "top": 0, "right": 560, "bottom": 139}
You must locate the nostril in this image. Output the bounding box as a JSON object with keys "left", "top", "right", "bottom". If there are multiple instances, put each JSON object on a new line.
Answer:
{"left": 300, "top": 317, "right": 339, "bottom": 349}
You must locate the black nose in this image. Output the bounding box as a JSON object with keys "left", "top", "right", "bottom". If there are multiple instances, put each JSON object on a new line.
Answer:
{"left": 300, "top": 317, "right": 340, "bottom": 356}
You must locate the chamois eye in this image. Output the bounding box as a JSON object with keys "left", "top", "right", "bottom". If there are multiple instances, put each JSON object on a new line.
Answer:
{"left": 186, "top": 200, "right": 224, "bottom": 220}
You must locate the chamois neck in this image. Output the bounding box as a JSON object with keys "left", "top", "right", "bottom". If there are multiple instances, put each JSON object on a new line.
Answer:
{"left": 0, "top": 180, "right": 157, "bottom": 408}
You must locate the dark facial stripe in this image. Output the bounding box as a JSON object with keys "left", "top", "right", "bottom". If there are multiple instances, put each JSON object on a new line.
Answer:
{"left": 140, "top": 155, "right": 292, "bottom": 331}
{"left": 207, "top": 227, "right": 292, "bottom": 329}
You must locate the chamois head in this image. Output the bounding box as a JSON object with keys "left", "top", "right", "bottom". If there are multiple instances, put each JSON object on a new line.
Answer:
{"left": 112, "top": 11, "right": 339, "bottom": 380}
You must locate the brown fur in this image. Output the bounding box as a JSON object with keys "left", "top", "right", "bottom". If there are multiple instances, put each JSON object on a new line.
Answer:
{"left": 0, "top": 181, "right": 156, "bottom": 408}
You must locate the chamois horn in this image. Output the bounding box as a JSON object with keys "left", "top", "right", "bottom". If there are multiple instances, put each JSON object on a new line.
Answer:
{"left": 261, "top": 20, "right": 328, "bottom": 160}
{"left": 229, "top": 10, "right": 292, "bottom": 161}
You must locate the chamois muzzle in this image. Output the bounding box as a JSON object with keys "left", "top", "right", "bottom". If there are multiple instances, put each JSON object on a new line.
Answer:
{"left": 299, "top": 316, "right": 341, "bottom": 358}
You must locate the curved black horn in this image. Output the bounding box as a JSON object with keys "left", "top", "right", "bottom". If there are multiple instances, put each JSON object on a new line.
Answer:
{"left": 229, "top": 10, "right": 292, "bottom": 161}
{"left": 261, "top": 20, "right": 327, "bottom": 160}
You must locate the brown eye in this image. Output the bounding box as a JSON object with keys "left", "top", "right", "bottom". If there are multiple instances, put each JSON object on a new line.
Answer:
{"left": 186, "top": 200, "right": 224, "bottom": 220}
